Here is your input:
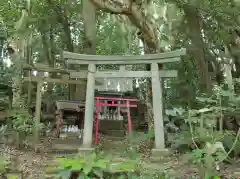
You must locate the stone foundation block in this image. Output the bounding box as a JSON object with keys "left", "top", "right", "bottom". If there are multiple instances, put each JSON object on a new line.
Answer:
{"left": 77, "top": 147, "right": 94, "bottom": 157}
{"left": 150, "top": 148, "right": 171, "bottom": 162}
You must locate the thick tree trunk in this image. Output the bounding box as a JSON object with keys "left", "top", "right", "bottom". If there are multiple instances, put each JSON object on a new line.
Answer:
{"left": 82, "top": 5, "right": 96, "bottom": 54}
{"left": 47, "top": 0, "right": 75, "bottom": 100}
{"left": 47, "top": 27, "right": 56, "bottom": 113}
{"left": 26, "top": 33, "right": 33, "bottom": 107}
{"left": 184, "top": 5, "right": 211, "bottom": 93}
{"left": 40, "top": 22, "right": 54, "bottom": 113}
{"left": 11, "top": 38, "right": 27, "bottom": 148}
{"left": 144, "top": 48, "right": 154, "bottom": 131}
{"left": 61, "top": 15, "right": 75, "bottom": 100}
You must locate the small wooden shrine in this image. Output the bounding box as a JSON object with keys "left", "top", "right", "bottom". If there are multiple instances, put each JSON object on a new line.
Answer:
{"left": 22, "top": 63, "right": 95, "bottom": 142}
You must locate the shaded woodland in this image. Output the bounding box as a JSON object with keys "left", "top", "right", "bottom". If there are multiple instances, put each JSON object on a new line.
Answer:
{"left": 0, "top": 0, "right": 240, "bottom": 178}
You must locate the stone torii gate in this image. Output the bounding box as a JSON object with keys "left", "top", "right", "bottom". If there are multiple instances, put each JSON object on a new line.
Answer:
{"left": 63, "top": 49, "right": 186, "bottom": 151}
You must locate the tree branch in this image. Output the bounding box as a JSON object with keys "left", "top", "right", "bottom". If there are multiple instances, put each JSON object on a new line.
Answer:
{"left": 90, "top": 0, "right": 159, "bottom": 52}
{"left": 46, "top": 0, "right": 65, "bottom": 24}
{"left": 46, "top": 0, "right": 73, "bottom": 52}
{"left": 129, "top": 3, "right": 158, "bottom": 52}
{"left": 91, "top": 0, "right": 130, "bottom": 14}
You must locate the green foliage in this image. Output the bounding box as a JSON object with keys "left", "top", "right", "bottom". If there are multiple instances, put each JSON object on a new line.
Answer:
{"left": 170, "top": 87, "right": 240, "bottom": 178}
{"left": 1, "top": 0, "right": 240, "bottom": 177}
{"left": 0, "top": 58, "right": 11, "bottom": 113}
{"left": 11, "top": 108, "right": 32, "bottom": 133}
{"left": 47, "top": 152, "right": 140, "bottom": 179}
{"left": 188, "top": 147, "right": 224, "bottom": 178}
{"left": 0, "top": 86, "right": 9, "bottom": 111}
{"left": 57, "top": 152, "right": 108, "bottom": 178}
{"left": 222, "top": 132, "right": 240, "bottom": 157}
{"left": 0, "top": 155, "right": 11, "bottom": 175}
{"left": 10, "top": 105, "right": 44, "bottom": 148}
{"left": 0, "top": 135, "right": 16, "bottom": 178}
{"left": 171, "top": 87, "right": 240, "bottom": 150}
{"left": 0, "top": 151, "right": 22, "bottom": 179}
{"left": 137, "top": 170, "right": 176, "bottom": 179}
{"left": 0, "top": 125, "right": 7, "bottom": 147}
{"left": 118, "top": 131, "right": 157, "bottom": 160}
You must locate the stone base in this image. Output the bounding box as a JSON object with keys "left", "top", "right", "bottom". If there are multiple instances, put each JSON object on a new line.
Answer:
{"left": 77, "top": 147, "right": 94, "bottom": 157}
{"left": 152, "top": 148, "right": 170, "bottom": 155}
{"left": 233, "top": 172, "right": 240, "bottom": 177}
{"left": 49, "top": 143, "right": 80, "bottom": 154}
{"left": 150, "top": 148, "right": 171, "bottom": 162}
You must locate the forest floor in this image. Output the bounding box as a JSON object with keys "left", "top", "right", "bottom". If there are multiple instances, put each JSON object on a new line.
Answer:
{"left": 1, "top": 136, "right": 240, "bottom": 179}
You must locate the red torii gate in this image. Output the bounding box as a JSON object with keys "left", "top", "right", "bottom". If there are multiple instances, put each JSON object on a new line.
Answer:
{"left": 94, "top": 96, "right": 137, "bottom": 144}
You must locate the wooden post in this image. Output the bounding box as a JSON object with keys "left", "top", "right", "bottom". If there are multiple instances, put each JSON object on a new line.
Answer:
{"left": 151, "top": 62, "right": 165, "bottom": 149}
{"left": 119, "top": 65, "right": 125, "bottom": 91}
{"left": 34, "top": 81, "right": 43, "bottom": 143}
{"left": 83, "top": 64, "right": 96, "bottom": 147}
{"left": 126, "top": 101, "right": 132, "bottom": 133}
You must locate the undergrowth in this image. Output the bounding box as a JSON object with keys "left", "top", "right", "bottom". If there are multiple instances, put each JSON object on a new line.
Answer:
{"left": 169, "top": 87, "right": 240, "bottom": 178}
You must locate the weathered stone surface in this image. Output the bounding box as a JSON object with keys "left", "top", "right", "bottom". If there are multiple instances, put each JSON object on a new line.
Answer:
{"left": 150, "top": 148, "right": 171, "bottom": 162}
{"left": 151, "top": 148, "right": 170, "bottom": 155}
{"left": 49, "top": 143, "right": 80, "bottom": 155}
{"left": 233, "top": 171, "right": 240, "bottom": 177}
{"left": 77, "top": 147, "right": 94, "bottom": 157}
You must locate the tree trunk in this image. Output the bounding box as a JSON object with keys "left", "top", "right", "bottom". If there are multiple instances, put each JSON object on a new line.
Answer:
{"left": 11, "top": 38, "right": 26, "bottom": 149}
{"left": 144, "top": 48, "right": 154, "bottom": 131}
{"left": 26, "top": 33, "right": 33, "bottom": 107}
{"left": 82, "top": 2, "right": 96, "bottom": 55}
{"left": 40, "top": 22, "right": 54, "bottom": 113}
{"left": 47, "top": 0, "right": 75, "bottom": 100}
{"left": 184, "top": 5, "right": 211, "bottom": 93}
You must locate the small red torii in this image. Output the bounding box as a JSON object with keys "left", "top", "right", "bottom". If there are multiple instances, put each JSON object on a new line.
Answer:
{"left": 94, "top": 96, "right": 137, "bottom": 144}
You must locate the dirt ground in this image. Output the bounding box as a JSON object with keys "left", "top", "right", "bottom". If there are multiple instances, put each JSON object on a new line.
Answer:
{"left": 1, "top": 147, "right": 46, "bottom": 178}
{"left": 2, "top": 148, "right": 240, "bottom": 179}
{"left": 1, "top": 136, "right": 240, "bottom": 179}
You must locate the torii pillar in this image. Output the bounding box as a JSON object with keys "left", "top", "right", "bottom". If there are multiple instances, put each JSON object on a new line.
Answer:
{"left": 82, "top": 64, "right": 96, "bottom": 148}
